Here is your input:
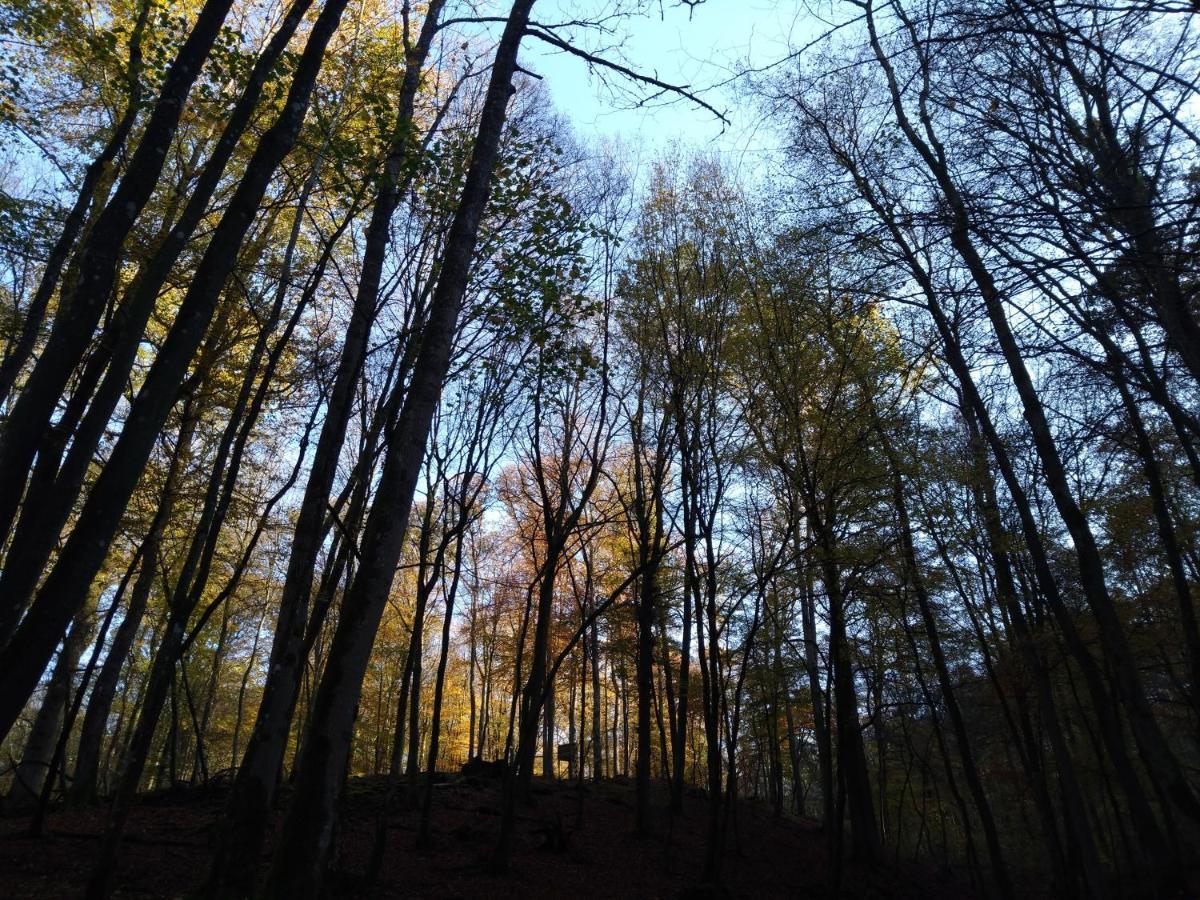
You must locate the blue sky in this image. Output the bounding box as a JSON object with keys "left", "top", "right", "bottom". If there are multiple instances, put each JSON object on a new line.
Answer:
{"left": 1, "top": 2, "right": 811, "bottom": 200}
{"left": 521, "top": 1, "right": 808, "bottom": 164}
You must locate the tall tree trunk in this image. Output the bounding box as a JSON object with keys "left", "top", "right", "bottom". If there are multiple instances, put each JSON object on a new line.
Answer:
{"left": 263, "top": 6, "right": 535, "bottom": 892}
{"left": 75, "top": 6, "right": 355, "bottom": 894}
{"left": 0, "top": 0, "right": 318, "bottom": 638}
{"left": 0, "top": 0, "right": 350, "bottom": 759}
{"left": 1111, "top": 370, "right": 1200, "bottom": 719}
{"left": 590, "top": 605, "right": 603, "bottom": 781}
{"left": 795, "top": 536, "right": 834, "bottom": 835}
{"left": 961, "top": 407, "right": 1109, "bottom": 899}
{"left": 0, "top": 0, "right": 236, "bottom": 548}
{"left": 543, "top": 663, "right": 556, "bottom": 780}
{"left": 417, "top": 518, "right": 470, "bottom": 846}
{"left": 635, "top": 563, "right": 659, "bottom": 833}
{"left": 694, "top": 540, "right": 725, "bottom": 883}
{"left": 669, "top": 449, "right": 695, "bottom": 812}
{"left": 71, "top": 402, "right": 197, "bottom": 804}
{"left": 820, "top": 85, "right": 1172, "bottom": 885}
{"left": 865, "top": 5, "right": 1200, "bottom": 834}
{"left": 885, "top": 455, "right": 1011, "bottom": 895}
{"left": 800, "top": 486, "right": 879, "bottom": 866}
{"left": 210, "top": 5, "right": 446, "bottom": 889}
{"left": 632, "top": 398, "right": 667, "bottom": 834}
{"left": 0, "top": 1, "right": 151, "bottom": 407}
{"left": 512, "top": 545, "right": 564, "bottom": 799}
{"left": 5, "top": 599, "right": 94, "bottom": 807}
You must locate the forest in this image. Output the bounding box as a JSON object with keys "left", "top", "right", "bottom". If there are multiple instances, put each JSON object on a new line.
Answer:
{"left": 0, "top": 0, "right": 1197, "bottom": 897}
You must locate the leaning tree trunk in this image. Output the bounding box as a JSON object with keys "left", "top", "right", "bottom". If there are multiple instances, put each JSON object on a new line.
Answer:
{"left": 883, "top": 447, "right": 1011, "bottom": 896}
{"left": 0, "top": 0, "right": 350, "bottom": 757}
{"left": 961, "top": 407, "right": 1108, "bottom": 899}
{"left": 5, "top": 600, "right": 94, "bottom": 807}
{"left": 74, "top": 6, "right": 355, "bottom": 897}
{"left": 864, "top": 6, "right": 1200, "bottom": 836}
{"left": 0, "top": 0, "right": 151, "bottom": 407}
{"left": 209, "top": 6, "right": 447, "bottom": 892}
{"left": 71, "top": 402, "right": 197, "bottom": 804}
{"left": 1110, "top": 369, "right": 1200, "bottom": 719}
{"left": 0, "top": 0, "right": 316, "bottom": 637}
{"left": 0, "top": 0, "right": 236, "bottom": 549}
{"left": 825, "top": 83, "right": 1169, "bottom": 886}
{"left": 262, "top": 5, "right": 536, "bottom": 894}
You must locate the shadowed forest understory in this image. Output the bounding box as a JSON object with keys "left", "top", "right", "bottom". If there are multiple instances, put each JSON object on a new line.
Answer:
{"left": 0, "top": 0, "right": 1199, "bottom": 897}
{"left": 0, "top": 776, "right": 977, "bottom": 898}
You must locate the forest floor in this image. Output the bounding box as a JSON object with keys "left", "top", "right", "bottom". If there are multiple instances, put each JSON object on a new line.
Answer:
{"left": 0, "top": 774, "right": 977, "bottom": 898}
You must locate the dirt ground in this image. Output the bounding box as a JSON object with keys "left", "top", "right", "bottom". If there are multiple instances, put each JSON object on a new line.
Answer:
{"left": 0, "top": 775, "right": 977, "bottom": 898}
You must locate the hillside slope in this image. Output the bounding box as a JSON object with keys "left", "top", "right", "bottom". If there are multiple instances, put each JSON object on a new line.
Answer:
{"left": 0, "top": 776, "right": 976, "bottom": 898}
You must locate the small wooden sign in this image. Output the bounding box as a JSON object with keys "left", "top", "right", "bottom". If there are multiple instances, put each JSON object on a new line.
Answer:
{"left": 557, "top": 742, "right": 577, "bottom": 762}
